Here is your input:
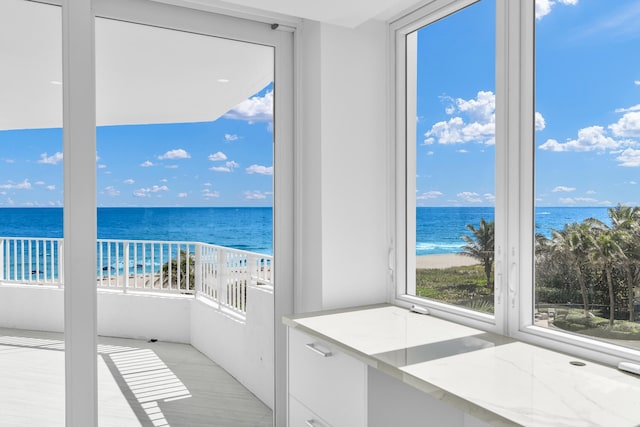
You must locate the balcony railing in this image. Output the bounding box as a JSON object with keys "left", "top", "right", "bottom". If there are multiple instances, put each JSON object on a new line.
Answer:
{"left": 0, "top": 237, "right": 273, "bottom": 317}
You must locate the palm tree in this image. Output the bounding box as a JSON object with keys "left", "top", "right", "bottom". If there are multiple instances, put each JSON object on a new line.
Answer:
{"left": 460, "top": 218, "right": 494, "bottom": 289}
{"left": 588, "top": 225, "right": 625, "bottom": 326}
{"left": 608, "top": 204, "right": 640, "bottom": 321}
{"left": 161, "top": 249, "right": 196, "bottom": 290}
{"left": 548, "top": 222, "right": 593, "bottom": 318}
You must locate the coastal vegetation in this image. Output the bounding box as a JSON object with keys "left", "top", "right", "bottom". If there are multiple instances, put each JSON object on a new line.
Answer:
{"left": 161, "top": 249, "right": 195, "bottom": 290}
{"left": 416, "top": 205, "right": 640, "bottom": 339}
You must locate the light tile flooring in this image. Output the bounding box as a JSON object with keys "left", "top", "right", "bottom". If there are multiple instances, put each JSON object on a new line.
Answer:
{"left": 0, "top": 328, "right": 273, "bottom": 427}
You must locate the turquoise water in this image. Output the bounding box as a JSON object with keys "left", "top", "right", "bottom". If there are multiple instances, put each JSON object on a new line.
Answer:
{"left": 0, "top": 207, "right": 273, "bottom": 255}
{"left": 0, "top": 206, "right": 614, "bottom": 258}
{"left": 415, "top": 206, "right": 612, "bottom": 255}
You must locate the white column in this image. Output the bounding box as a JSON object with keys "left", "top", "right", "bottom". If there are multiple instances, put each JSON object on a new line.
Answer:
{"left": 62, "top": 1, "right": 97, "bottom": 426}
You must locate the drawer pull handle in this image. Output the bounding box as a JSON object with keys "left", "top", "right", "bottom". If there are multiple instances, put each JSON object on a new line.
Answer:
{"left": 305, "top": 343, "right": 332, "bottom": 357}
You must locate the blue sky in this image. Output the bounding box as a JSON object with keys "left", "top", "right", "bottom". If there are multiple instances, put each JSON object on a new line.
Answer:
{"left": 415, "top": 0, "right": 640, "bottom": 207}
{"left": 0, "top": 84, "right": 273, "bottom": 207}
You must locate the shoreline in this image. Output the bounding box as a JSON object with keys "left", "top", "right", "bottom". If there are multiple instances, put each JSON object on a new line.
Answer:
{"left": 416, "top": 253, "right": 478, "bottom": 269}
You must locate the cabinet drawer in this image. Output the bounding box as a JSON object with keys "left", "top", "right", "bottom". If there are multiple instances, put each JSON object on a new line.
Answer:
{"left": 288, "top": 328, "right": 366, "bottom": 427}
{"left": 289, "top": 395, "right": 331, "bottom": 427}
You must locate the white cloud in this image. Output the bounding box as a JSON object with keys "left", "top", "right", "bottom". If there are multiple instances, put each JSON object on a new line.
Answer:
{"left": 35, "top": 181, "right": 45, "bottom": 186}
{"left": 539, "top": 126, "right": 619, "bottom": 152}
{"left": 417, "top": 191, "right": 443, "bottom": 200}
{"left": 457, "top": 149, "right": 468, "bottom": 154}
{"left": 202, "top": 189, "right": 220, "bottom": 199}
{"left": 208, "top": 152, "right": 227, "bottom": 161}
{"left": 246, "top": 164, "right": 273, "bottom": 175}
{"left": 484, "top": 193, "right": 495, "bottom": 202}
{"left": 457, "top": 192, "right": 482, "bottom": 203}
{"left": 560, "top": 196, "right": 597, "bottom": 205}
{"left": 98, "top": 164, "right": 107, "bottom": 169}
{"left": 133, "top": 185, "right": 169, "bottom": 197}
{"left": 615, "top": 104, "right": 640, "bottom": 113}
{"left": 424, "top": 91, "right": 495, "bottom": 146}
{"left": 165, "top": 165, "right": 179, "bottom": 169}
{"left": 210, "top": 166, "right": 230, "bottom": 172}
{"left": 5, "top": 159, "right": 15, "bottom": 164}
{"left": 224, "top": 90, "right": 273, "bottom": 123}
{"left": 210, "top": 161, "right": 239, "bottom": 173}
{"left": 427, "top": 151, "right": 434, "bottom": 156}
{"left": 629, "top": 181, "right": 637, "bottom": 185}
{"left": 158, "top": 149, "right": 190, "bottom": 160}
{"left": 552, "top": 186, "right": 576, "bottom": 192}
{"left": 140, "top": 160, "right": 155, "bottom": 167}
{"left": 0, "top": 179, "right": 32, "bottom": 190}
{"left": 609, "top": 111, "right": 640, "bottom": 137}
{"left": 46, "top": 185, "right": 56, "bottom": 191}
{"left": 38, "top": 152, "right": 63, "bottom": 165}
{"left": 203, "top": 182, "right": 212, "bottom": 187}
{"left": 177, "top": 192, "right": 188, "bottom": 198}
{"left": 635, "top": 80, "right": 640, "bottom": 86}
{"left": 535, "top": 112, "right": 546, "bottom": 131}
{"left": 616, "top": 148, "right": 640, "bottom": 167}
{"left": 244, "top": 191, "right": 270, "bottom": 200}
{"left": 536, "top": 0, "right": 578, "bottom": 20}
{"left": 104, "top": 186, "right": 120, "bottom": 197}
{"left": 123, "top": 179, "right": 135, "bottom": 184}
{"left": 225, "top": 134, "right": 239, "bottom": 142}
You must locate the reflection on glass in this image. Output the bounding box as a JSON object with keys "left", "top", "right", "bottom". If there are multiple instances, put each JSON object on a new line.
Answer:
{"left": 0, "top": 0, "right": 64, "bottom": 424}
{"left": 94, "top": 18, "right": 276, "bottom": 423}
{"left": 408, "top": 0, "right": 496, "bottom": 314}
{"left": 534, "top": 0, "right": 640, "bottom": 349}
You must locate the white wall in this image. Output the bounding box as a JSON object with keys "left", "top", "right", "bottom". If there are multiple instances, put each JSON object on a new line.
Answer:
{"left": 297, "top": 19, "right": 390, "bottom": 312}
{"left": 0, "top": 285, "right": 65, "bottom": 332}
{"left": 97, "top": 292, "right": 191, "bottom": 343}
{"left": 0, "top": 285, "right": 191, "bottom": 342}
{"left": 190, "top": 286, "right": 275, "bottom": 408}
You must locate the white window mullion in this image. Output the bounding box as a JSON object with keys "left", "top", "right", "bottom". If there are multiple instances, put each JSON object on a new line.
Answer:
{"left": 493, "top": 0, "right": 510, "bottom": 335}
{"left": 62, "top": 0, "right": 98, "bottom": 425}
{"left": 513, "top": 0, "right": 535, "bottom": 335}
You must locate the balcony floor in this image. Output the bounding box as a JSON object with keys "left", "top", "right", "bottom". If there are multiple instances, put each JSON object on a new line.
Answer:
{"left": 0, "top": 328, "right": 273, "bottom": 427}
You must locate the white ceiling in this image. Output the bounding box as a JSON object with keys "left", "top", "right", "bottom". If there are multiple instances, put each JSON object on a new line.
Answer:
{"left": 157, "top": 0, "right": 425, "bottom": 28}
{"left": 1, "top": 0, "right": 273, "bottom": 131}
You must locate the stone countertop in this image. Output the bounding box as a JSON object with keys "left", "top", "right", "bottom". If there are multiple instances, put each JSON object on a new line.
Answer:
{"left": 283, "top": 304, "right": 640, "bottom": 427}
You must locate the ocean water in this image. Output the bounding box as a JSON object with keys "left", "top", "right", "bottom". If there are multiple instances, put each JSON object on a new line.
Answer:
{"left": 416, "top": 206, "right": 612, "bottom": 256}
{"left": 0, "top": 207, "right": 273, "bottom": 255}
{"left": 0, "top": 206, "right": 615, "bottom": 258}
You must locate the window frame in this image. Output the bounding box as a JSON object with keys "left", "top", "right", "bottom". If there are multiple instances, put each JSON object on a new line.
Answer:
{"left": 391, "top": 0, "right": 640, "bottom": 366}
{"left": 28, "top": 0, "right": 295, "bottom": 423}
{"left": 391, "top": 0, "right": 506, "bottom": 334}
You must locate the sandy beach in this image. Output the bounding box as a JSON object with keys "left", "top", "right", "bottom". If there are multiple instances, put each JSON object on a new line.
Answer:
{"left": 416, "top": 253, "right": 478, "bottom": 269}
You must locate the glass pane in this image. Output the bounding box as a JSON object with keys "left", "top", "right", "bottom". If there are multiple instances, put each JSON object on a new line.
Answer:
{"left": 95, "top": 18, "right": 275, "bottom": 423}
{"left": 408, "top": 0, "right": 496, "bottom": 314}
{"left": 534, "top": 0, "right": 640, "bottom": 350}
{"left": 0, "top": 0, "right": 64, "bottom": 424}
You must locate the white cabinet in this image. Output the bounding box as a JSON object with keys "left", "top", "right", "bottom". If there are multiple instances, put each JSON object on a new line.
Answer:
{"left": 288, "top": 328, "right": 367, "bottom": 427}
{"left": 289, "top": 395, "right": 331, "bottom": 427}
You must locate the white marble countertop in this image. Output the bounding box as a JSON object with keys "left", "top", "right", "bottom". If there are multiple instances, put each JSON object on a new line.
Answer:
{"left": 283, "top": 304, "right": 640, "bottom": 427}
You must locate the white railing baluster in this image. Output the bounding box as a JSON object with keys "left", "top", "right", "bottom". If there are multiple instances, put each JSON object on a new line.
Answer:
{"left": 123, "top": 242, "right": 129, "bottom": 293}
{"left": 43, "top": 240, "right": 48, "bottom": 284}
{"left": 49, "top": 240, "right": 54, "bottom": 283}
{"left": 58, "top": 239, "right": 63, "bottom": 287}
{"left": 0, "top": 237, "right": 271, "bottom": 316}
{"left": 0, "top": 239, "right": 4, "bottom": 281}
{"left": 194, "top": 244, "right": 202, "bottom": 296}
{"left": 150, "top": 243, "right": 155, "bottom": 291}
